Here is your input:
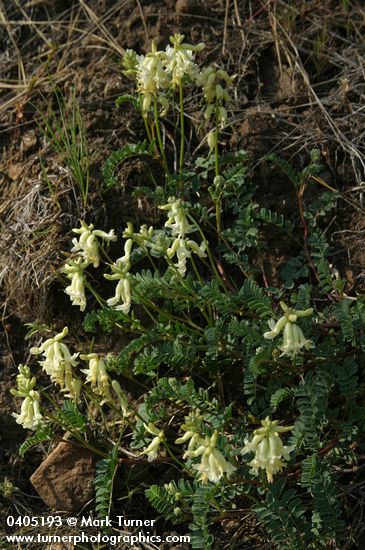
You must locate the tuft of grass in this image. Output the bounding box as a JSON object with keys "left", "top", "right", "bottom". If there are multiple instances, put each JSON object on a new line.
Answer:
{"left": 37, "top": 87, "right": 90, "bottom": 208}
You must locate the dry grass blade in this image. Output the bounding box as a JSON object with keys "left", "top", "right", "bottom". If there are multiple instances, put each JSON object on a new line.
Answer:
{"left": 78, "top": 0, "right": 125, "bottom": 57}
{"left": 0, "top": 1, "right": 26, "bottom": 83}
{"left": 273, "top": 14, "right": 365, "bottom": 183}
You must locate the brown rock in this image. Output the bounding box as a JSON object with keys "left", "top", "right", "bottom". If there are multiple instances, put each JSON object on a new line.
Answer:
{"left": 31, "top": 442, "right": 95, "bottom": 512}
{"left": 8, "top": 163, "right": 23, "bottom": 181}
{"left": 176, "top": 0, "right": 200, "bottom": 14}
{"left": 21, "top": 130, "right": 37, "bottom": 152}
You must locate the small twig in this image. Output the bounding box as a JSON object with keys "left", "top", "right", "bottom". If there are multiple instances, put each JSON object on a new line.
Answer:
{"left": 135, "top": 0, "right": 149, "bottom": 44}
{"left": 222, "top": 0, "right": 230, "bottom": 55}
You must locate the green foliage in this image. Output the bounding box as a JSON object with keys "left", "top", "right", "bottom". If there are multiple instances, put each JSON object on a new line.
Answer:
{"left": 334, "top": 299, "right": 355, "bottom": 343}
{"left": 253, "top": 479, "right": 311, "bottom": 550}
{"left": 189, "top": 485, "right": 215, "bottom": 549}
{"left": 146, "top": 479, "right": 194, "bottom": 523}
{"left": 37, "top": 87, "right": 90, "bottom": 207}
{"left": 56, "top": 400, "right": 86, "bottom": 432}
{"left": 102, "top": 141, "right": 153, "bottom": 188}
{"left": 267, "top": 149, "right": 323, "bottom": 189}
{"left": 19, "top": 426, "right": 54, "bottom": 458}
{"left": 258, "top": 207, "right": 292, "bottom": 231}
{"left": 240, "top": 279, "right": 273, "bottom": 317}
{"left": 280, "top": 253, "right": 310, "bottom": 287}
{"left": 95, "top": 444, "right": 119, "bottom": 518}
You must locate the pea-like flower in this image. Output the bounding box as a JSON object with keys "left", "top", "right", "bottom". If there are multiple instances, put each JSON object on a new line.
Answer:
{"left": 135, "top": 42, "right": 170, "bottom": 113}
{"left": 71, "top": 221, "right": 117, "bottom": 268}
{"left": 165, "top": 33, "right": 204, "bottom": 88}
{"left": 159, "top": 198, "right": 193, "bottom": 236}
{"left": 122, "top": 49, "right": 138, "bottom": 79}
{"left": 11, "top": 365, "right": 43, "bottom": 430}
{"left": 118, "top": 238, "right": 133, "bottom": 269}
{"left": 159, "top": 198, "right": 206, "bottom": 276}
{"left": 104, "top": 261, "right": 131, "bottom": 314}
{"left": 63, "top": 257, "right": 89, "bottom": 311}
{"left": 140, "top": 423, "right": 165, "bottom": 461}
{"left": 242, "top": 417, "right": 294, "bottom": 483}
{"left": 123, "top": 222, "right": 154, "bottom": 248}
{"left": 166, "top": 237, "right": 206, "bottom": 276}
{"left": 30, "top": 327, "right": 81, "bottom": 399}
{"left": 175, "top": 410, "right": 203, "bottom": 454}
{"left": 80, "top": 353, "right": 111, "bottom": 405}
{"left": 185, "top": 431, "right": 236, "bottom": 484}
{"left": 264, "top": 302, "right": 314, "bottom": 359}
{"left": 196, "top": 67, "right": 234, "bottom": 127}
{"left": 111, "top": 380, "right": 129, "bottom": 416}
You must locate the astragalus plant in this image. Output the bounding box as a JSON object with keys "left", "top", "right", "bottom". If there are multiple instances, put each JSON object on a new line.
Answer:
{"left": 12, "top": 34, "right": 365, "bottom": 549}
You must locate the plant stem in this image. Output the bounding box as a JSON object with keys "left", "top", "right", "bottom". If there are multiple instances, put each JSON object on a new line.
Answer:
{"left": 153, "top": 98, "right": 170, "bottom": 177}
{"left": 179, "top": 81, "right": 185, "bottom": 178}
{"left": 214, "top": 105, "right": 222, "bottom": 231}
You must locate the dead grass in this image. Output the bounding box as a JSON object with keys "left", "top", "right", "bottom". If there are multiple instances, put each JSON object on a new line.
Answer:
{"left": 0, "top": 166, "right": 67, "bottom": 321}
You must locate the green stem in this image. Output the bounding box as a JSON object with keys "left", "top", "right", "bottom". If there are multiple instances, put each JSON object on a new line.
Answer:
{"left": 153, "top": 98, "right": 170, "bottom": 177}
{"left": 190, "top": 255, "right": 213, "bottom": 324}
{"left": 187, "top": 214, "right": 228, "bottom": 293}
{"left": 143, "top": 114, "right": 153, "bottom": 145}
{"left": 179, "top": 81, "right": 185, "bottom": 178}
{"left": 214, "top": 107, "right": 221, "bottom": 231}
{"left": 214, "top": 107, "right": 219, "bottom": 177}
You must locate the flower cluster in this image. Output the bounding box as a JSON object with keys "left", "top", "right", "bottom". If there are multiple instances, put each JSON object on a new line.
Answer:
{"left": 71, "top": 221, "right": 117, "bottom": 268}
{"left": 159, "top": 198, "right": 206, "bottom": 276}
{"left": 264, "top": 301, "right": 314, "bottom": 359}
{"left": 124, "top": 34, "right": 204, "bottom": 115}
{"left": 104, "top": 260, "right": 131, "bottom": 314}
{"left": 196, "top": 66, "right": 234, "bottom": 128}
{"left": 184, "top": 430, "right": 236, "bottom": 484}
{"left": 175, "top": 410, "right": 203, "bottom": 455}
{"left": 62, "top": 221, "right": 117, "bottom": 311}
{"left": 11, "top": 365, "right": 43, "bottom": 430}
{"left": 165, "top": 33, "right": 204, "bottom": 89}
{"left": 242, "top": 417, "right": 294, "bottom": 483}
{"left": 30, "top": 327, "right": 81, "bottom": 399}
{"left": 175, "top": 412, "right": 236, "bottom": 484}
{"left": 62, "top": 257, "right": 89, "bottom": 312}
{"left": 80, "top": 353, "right": 112, "bottom": 405}
{"left": 140, "top": 423, "right": 165, "bottom": 461}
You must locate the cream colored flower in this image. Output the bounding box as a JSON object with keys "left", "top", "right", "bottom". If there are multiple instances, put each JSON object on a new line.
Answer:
{"left": 165, "top": 33, "right": 204, "bottom": 88}
{"left": 140, "top": 423, "right": 165, "bottom": 461}
{"left": 175, "top": 410, "right": 203, "bottom": 454}
{"left": 135, "top": 42, "right": 170, "bottom": 113}
{"left": 30, "top": 327, "right": 80, "bottom": 399}
{"left": 104, "top": 262, "right": 131, "bottom": 314}
{"left": 71, "top": 221, "right": 117, "bottom": 268}
{"left": 196, "top": 67, "right": 234, "bottom": 127}
{"left": 122, "top": 222, "right": 154, "bottom": 249}
{"left": 263, "top": 302, "right": 314, "bottom": 359}
{"left": 242, "top": 417, "right": 294, "bottom": 483}
{"left": 278, "top": 322, "right": 314, "bottom": 358}
{"left": 122, "top": 48, "right": 138, "bottom": 79}
{"left": 63, "top": 257, "right": 89, "bottom": 311}
{"left": 118, "top": 238, "right": 133, "bottom": 269}
{"left": 159, "top": 198, "right": 206, "bottom": 276}
{"left": 111, "top": 380, "right": 129, "bottom": 415}
{"left": 159, "top": 198, "right": 193, "bottom": 236}
{"left": 167, "top": 237, "right": 191, "bottom": 276}
{"left": 11, "top": 365, "right": 43, "bottom": 430}
{"left": 80, "top": 353, "right": 111, "bottom": 405}
{"left": 167, "top": 236, "right": 206, "bottom": 276}
{"left": 186, "top": 431, "right": 236, "bottom": 484}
